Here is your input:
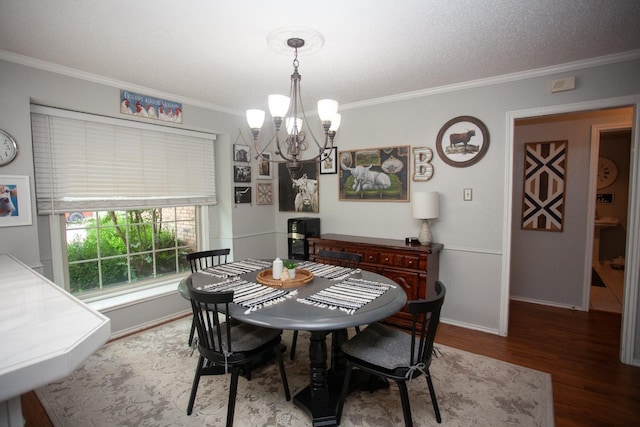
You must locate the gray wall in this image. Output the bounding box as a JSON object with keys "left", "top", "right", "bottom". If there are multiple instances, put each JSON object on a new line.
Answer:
{"left": 1, "top": 54, "right": 639, "bottom": 360}
{"left": 274, "top": 58, "right": 640, "bottom": 339}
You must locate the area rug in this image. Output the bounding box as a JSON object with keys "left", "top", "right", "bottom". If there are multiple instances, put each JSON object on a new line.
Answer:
{"left": 37, "top": 318, "right": 554, "bottom": 426}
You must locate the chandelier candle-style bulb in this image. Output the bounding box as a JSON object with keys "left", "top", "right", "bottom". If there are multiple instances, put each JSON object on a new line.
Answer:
{"left": 246, "top": 109, "right": 266, "bottom": 130}
{"left": 329, "top": 113, "right": 341, "bottom": 132}
{"left": 317, "top": 99, "right": 339, "bottom": 128}
{"left": 268, "top": 94, "right": 290, "bottom": 118}
{"left": 286, "top": 117, "right": 303, "bottom": 135}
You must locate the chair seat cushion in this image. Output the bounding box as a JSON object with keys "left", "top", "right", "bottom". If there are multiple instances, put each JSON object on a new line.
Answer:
{"left": 226, "top": 323, "right": 282, "bottom": 353}
{"left": 341, "top": 322, "right": 414, "bottom": 370}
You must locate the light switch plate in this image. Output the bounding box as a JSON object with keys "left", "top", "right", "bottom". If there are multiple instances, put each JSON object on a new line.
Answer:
{"left": 463, "top": 188, "right": 472, "bottom": 201}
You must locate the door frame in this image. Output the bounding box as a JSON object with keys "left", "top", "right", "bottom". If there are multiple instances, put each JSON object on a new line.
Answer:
{"left": 503, "top": 95, "right": 640, "bottom": 365}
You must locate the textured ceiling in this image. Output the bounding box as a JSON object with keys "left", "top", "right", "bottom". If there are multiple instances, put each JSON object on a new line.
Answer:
{"left": 1, "top": 0, "right": 639, "bottom": 115}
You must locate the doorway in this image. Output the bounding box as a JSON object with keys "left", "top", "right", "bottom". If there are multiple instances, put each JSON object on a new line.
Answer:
{"left": 590, "top": 128, "right": 631, "bottom": 314}
{"left": 506, "top": 101, "right": 638, "bottom": 364}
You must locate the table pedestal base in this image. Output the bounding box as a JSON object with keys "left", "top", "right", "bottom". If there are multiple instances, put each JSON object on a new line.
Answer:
{"left": 292, "top": 329, "right": 389, "bottom": 426}
{"left": 293, "top": 386, "right": 338, "bottom": 427}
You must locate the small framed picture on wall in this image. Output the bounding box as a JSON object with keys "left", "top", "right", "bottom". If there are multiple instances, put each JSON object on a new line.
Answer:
{"left": 234, "top": 165, "right": 251, "bottom": 183}
{"left": 234, "top": 186, "right": 252, "bottom": 204}
{"left": 320, "top": 147, "right": 338, "bottom": 174}
{"left": 257, "top": 152, "right": 273, "bottom": 179}
{"left": 233, "top": 144, "right": 250, "bottom": 163}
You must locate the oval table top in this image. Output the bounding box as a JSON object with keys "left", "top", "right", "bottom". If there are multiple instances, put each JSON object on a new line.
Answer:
{"left": 184, "top": 262, "right": 407, "bottom": 332}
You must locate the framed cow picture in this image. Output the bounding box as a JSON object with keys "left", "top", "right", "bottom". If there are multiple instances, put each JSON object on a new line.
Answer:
{"left": 234, "top": 165, "right": 251, "bottom": 183}
{"left": 338, "top": 145, "right": 410, "bottom": 202}
{"left": 435, "top": 116, "right": 490, "bottom": 167}
{"left": 233, "top": 144, "right": 250, "bottom": 163}
{"left": 278, "top": 163, "right": 319, "bottom": 212}
{"left": 234, "top": 186, "right": 251, "bottom": 204}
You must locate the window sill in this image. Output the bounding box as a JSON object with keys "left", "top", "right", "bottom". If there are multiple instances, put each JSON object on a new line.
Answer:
{"left": 85, "top": 277, "right": 186, "bottom": 312}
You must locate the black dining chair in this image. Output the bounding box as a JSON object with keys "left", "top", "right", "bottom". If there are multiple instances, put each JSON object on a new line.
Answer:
{"left": 336, "top": 281, "right": 447, "bottom": 426}
{"left": 178, "top": 248, "right": 231, "bottom": 346}
{"left": 186, "top": 277, "right": 290, "bottom": 426}
{"left": 187, "top": 248, "right": 230, "bottom": 272}
{"left": 289, "top": 250, "right": 363, "bottom": 361}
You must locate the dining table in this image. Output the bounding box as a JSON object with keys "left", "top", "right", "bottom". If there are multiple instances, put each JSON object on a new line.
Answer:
{"left": 185, "top": 258, "right": 407, "bottom": 426}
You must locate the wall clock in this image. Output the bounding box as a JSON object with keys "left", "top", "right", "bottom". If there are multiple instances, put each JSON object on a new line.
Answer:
{"left": 0, "top": 129, "right": 18, "bottom": 166}
{"left": 597, "top": 157, "right": 618, "bottom": 189}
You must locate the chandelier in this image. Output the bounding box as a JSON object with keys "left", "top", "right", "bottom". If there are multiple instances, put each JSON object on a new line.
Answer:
{"left": 246, "top": 37, "right": 341, "bottom": 174}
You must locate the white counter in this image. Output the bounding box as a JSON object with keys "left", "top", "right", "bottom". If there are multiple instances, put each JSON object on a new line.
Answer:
{"left": 0, "top": 254, "right": 111, "bottom": 426}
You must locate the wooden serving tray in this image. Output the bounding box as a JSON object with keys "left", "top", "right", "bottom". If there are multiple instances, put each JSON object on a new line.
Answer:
{"left": 256, "top": 269, "right": 314, "bottom": 288}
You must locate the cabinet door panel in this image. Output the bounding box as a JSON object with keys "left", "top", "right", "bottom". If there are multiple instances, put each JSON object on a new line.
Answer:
{"left": 382, "top": 268, "right": 419, "bottom": 300}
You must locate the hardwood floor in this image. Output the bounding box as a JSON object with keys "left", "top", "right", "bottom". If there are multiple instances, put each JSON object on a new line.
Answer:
{"left": 436, "top": 300, "right": 640, "bottom": 427}
{"left": 22, "top": 300, "right": 640, "bottom": 426}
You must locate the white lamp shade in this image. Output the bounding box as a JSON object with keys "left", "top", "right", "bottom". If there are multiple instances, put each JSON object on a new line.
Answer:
{"left": 285, "top": 117, "right": 303, "bottom": 135}
{"left": 246, "top": 109, "right": 265, "bottom": 129}
{"left": 268, "top": 94, "right": 290, "bottom": 118}
{"left": 329, "top": 113, "right": 341, "bottom": 132}
{"left": 317, "top": 99, "right": 339, "bottom": 121}
{"left": 412, "top": 191, "right": 439, "bottom": 219}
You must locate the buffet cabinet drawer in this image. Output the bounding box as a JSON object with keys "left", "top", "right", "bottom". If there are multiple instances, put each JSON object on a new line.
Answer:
{"left": 363, "top": 251, "right": 379, "bottom": 264}
{"left": 379, "top": 252, "right": 396, "bottom": 266}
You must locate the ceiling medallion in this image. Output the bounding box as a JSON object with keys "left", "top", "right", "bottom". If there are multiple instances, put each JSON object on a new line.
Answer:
{"left": 266, "top": 27, "right": 325, "bottom": 56}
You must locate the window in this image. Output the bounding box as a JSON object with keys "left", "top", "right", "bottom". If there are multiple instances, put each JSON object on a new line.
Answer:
{"left": 31, "top": 105, "right": 217, "bottom": 297}
{"left": 66, "top": 208, "right": 196, "bottom": 296}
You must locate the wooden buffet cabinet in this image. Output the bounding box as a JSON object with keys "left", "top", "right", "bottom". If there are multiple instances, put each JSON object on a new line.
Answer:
{"left": 308, "top": 234, "right": 443, "bottom": 330}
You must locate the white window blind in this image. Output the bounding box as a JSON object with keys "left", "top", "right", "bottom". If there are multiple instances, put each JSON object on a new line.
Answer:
{"left": 31, "top": 105, "right": 217, "bottom": 213}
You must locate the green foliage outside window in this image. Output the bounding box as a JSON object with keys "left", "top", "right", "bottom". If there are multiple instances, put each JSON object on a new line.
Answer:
{"left": 67, "top": 209, "right": 192, "bottom": 295}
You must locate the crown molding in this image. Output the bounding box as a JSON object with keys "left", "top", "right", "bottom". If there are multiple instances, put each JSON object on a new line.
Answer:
{"left": 0, "top": 50, "right": 242, "bottom": 116}
{"left": 340, "top": 49, "right": 640, "bottom": 111}
{"left": 2, "top": 48, "right": 639, "bottom": 115}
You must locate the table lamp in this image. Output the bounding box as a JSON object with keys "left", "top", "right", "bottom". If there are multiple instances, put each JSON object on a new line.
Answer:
{"left": 412, "top": 191, "right": 439, "bottom": 245}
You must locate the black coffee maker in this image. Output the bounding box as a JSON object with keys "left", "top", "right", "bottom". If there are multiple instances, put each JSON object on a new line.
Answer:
{"left": 287, "top": 217, "right": 320, "bottom": 260}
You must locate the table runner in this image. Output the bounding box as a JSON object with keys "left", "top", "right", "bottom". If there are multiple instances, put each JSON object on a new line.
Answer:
{"left": 200, "top": 258, "right": 272, "bottom": 278}
{"left": 196, "top": 276, "right": 297, "bottom": 313}
{"left": 297, "top": 277, "right": 395, "bottom": 314}
{"left": 297, "top": 261, "right": 360, "bottom": 280}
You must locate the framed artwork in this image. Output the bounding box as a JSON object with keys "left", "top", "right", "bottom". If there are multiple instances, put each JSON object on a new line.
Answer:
{"left": 521, "top": 140, "right": 567, "bottom": 232}
{"left": 233, "top": 144, "right": 250, "bottom": 163}
{"left": 320, "top": 147, "right": 338, "bottom": 174}
{"left": 338, "top": 145, "right": 410, "bottom": 202}
{"left": 257, "top": 152, "right": 273, "bottom": 179}
{"left": 0, "top": 175, "right": 32, "bottom": 227}
{"left": 256, "top": 182, "right": 274, "bottom": 205}
{"left": 120, "top": 90, "right": 182, "bottom": 123}
{"left": 234, "top": 186, "right": 252, "bottom": 204}
{"left": 234, "top": 165, "right": 251, "bottom": 183}
{"left": 596, "top": 193, "right": 614, "bottom": 205}
{"left": 436, "top": 116, "right": 490, "bottom": 167}
{"left": 278, "top": 162, "right": 319, "bottom": 212}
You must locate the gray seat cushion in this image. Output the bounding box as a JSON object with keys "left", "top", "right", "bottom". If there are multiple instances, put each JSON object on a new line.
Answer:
{"left": 225, "top": 323, "right": 282, "bottom": 353}
{"left": 341, "top": 322, "right": 414, "bottom": 370}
